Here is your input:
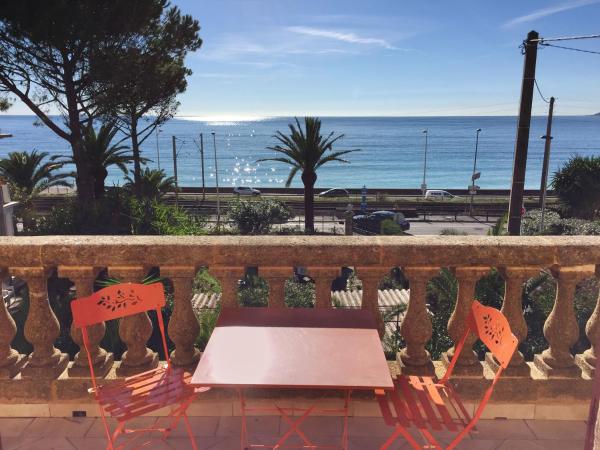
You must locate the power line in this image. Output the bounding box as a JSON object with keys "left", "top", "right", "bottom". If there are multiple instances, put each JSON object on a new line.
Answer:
{"left": 535, "top": 33, "right": 600, "bottom": 43}
{"left": 540, "top": 42, "right": 600, "bottom": 55}
{"left": 534, "top": 79, "right": 550, "bottom": 104}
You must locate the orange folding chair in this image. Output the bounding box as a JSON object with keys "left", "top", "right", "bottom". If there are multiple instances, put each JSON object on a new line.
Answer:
{"left": 375, "top": 300, "right": 518, "bottom": 450}
{"left": 71, "top": 282, "right": 208, "bottom": 450}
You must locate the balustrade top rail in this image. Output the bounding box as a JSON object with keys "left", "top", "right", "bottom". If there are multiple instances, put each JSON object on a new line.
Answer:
{"left": 0, "top": 235, "right": 598, "bottom": 268}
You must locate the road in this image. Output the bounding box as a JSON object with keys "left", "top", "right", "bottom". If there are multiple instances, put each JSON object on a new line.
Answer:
{"left": 406, "top": 219, "right": 492, "bottom": 236}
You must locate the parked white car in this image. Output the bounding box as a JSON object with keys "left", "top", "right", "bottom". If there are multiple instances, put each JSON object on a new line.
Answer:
{"left": 233, "top": 186, "right": 261, "bottom": 196}
{"left": 425, "top": 190, "right": 455, "bottom": 200}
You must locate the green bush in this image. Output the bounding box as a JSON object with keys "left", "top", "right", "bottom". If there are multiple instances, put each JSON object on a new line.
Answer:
{"left": 380, "top": 218, "right": 403, "bottom": 235}
{"left": 129, "top": 198, "right": 206, "bottom": 235}
{"left": 238, "top": 274, "right": 269, "bottom": 307}
{"left": 522, "top": 208, "right": 600, "bottom": 236}
{"left": 227, "top": 198, "right": 294, "bottom": 234}
{"left": 284, "top": 279, "right": 315, "bottom": 307}
{"left": 193, "top": 267, "right": 221, "bottom": 294}
{"left": 30, "top": 189, "right": 206, "bottom": 235}
{"left": 439, "top": 228, "right": 468, "bottom": 236}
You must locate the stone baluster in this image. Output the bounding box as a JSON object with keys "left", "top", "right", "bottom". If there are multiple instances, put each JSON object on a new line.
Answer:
{"left": 58, "top": 266, "right": 113, "bottom": 378}
{"left": 442, "top": 267, "right": 490, "bottom": 377}
{"left": 485, "top": 266, "right": 539, "bottom": 377}
{"left": 534, "top": 265, "right": 594, "bottom": 378}
{"left": 576, "top": 265, "right": 600, "bottom": 378}
{"left": 161, "top": 266, "right": 200, "bottom": 368}
{"left": 399, "top": 266, "right": 439, "bottom": 375}
{"left": 0, "top": 269, "right": 26, "bottom": 378}
{"left": 109, "top": 266, "right": 158, "bottom": 377}
{"left": 308, "top": 267, "right": 339, "bottom": 309}
{"left": 211, "top": 266, "right": 245, "bottom": 308}
{"left": 356, "top": 267, "right": 389, "bottom": 338}
{"left": 262, "top": 267, "right": 291, "bottom": 308}
{"left": 13, "top": 267, "right": 68, "bottom": 379}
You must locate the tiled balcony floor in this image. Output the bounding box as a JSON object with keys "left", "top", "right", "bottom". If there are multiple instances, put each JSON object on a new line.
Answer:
{"left": 0, "top": 416, "right": 587, "bottom": 449}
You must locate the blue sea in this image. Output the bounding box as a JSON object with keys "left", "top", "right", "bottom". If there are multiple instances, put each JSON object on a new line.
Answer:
{"left": 0, "top": 115, "right": 598, "bottom": 189}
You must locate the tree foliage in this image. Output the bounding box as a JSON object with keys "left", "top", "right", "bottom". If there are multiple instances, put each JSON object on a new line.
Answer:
{"left": 259, "top": 117, "right": 358, "bottom": 234}
{"left": 0, "top": 150, "right": 70, "bottom": 200}
{"left": 551, "top": 155, "right": 600, "bottom": 219}
{"left": 124, "top": 167, "right": 176, "bottom": 200}
{"left": 0, "top": 1, "right": 199, "bottom": 202}
{"left": 53, "top": 122, "right": 135, "bottom": 198}
{"left": 91, "top": 5, "right": 201, "bottom": 195}
{"left": 227, "top": 198, "right": 294, "bottom": 234}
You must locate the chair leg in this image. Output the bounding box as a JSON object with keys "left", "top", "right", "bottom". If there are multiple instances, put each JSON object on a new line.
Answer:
{"left": 447, "top": 419, "right": 478, "bottom": 450}
{"left": 420, "top": 428, "right": 442, "bottom": 450}
{"left": 182, "top": 413, "right": 198, "bottom": 450}
{"left": 381, "top": 425, "right": 421, "bottom": 450}
{"left": 105, "top": 421, "right": 125, "bottom": 450}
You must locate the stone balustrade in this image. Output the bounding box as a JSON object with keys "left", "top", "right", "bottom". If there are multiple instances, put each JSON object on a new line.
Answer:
{"left": 0, "top": 235, "right": 598, "bottom": 412}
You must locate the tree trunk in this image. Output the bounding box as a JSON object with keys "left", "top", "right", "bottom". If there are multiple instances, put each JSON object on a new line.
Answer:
{"left": 130, "top": 115, "right": 142, "bottom": 198}
{"left": 94, "top": 166, "right": 108, "bottom": 199}
{"left": 71, "top": 138, "right": 96, "bottom": 203}
{"left": 302, "top": 170, "right": 317, "bottom": 234}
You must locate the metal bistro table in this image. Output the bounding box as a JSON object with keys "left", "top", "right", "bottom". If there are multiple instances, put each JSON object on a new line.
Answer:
{"left": 191, "top": 307, "right": 393, "bottom": 449}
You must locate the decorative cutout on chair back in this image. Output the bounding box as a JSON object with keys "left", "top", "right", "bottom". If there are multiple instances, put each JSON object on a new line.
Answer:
{"left": 71, "top": 283, "right": 165, "bottom": 328}
{"left": 470, "top": 300, "right": 518, "bottom": 369}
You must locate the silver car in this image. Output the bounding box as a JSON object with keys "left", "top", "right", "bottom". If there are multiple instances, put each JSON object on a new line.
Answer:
{"left": 233, "top": 186, "right": 261, "bottom": 196}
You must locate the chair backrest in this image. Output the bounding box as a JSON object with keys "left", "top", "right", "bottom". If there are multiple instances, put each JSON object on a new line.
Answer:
{"left": 71, "top": 282, "right": 165, "bottom": 328}
{"left": 469, "top": 300, "right": 518, "bottom": 369}
{"left": 70, "top": 282, "right": 170, "bottom": 386}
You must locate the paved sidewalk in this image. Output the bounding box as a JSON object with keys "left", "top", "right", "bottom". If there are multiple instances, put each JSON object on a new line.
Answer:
{"left": 0, "top": 416, "right": 587, "bottom": 449}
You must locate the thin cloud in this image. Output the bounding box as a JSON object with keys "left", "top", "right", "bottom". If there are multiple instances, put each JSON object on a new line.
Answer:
{"left": 287, "top": 26, "right": 397, "bottom": 50}
{"left": 502, "top": 0, "right": 600, "bottom": 28}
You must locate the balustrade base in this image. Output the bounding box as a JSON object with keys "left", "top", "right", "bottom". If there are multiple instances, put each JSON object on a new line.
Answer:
{"left": 21, "top": 353, "right": 68, "bottom": 379}
{"left": 0, "top": 353, "right": 26, "bottom": 379}
{"left": 67, "top": 353, "right": 114, "bottom": 378}
{"left": 533, "top": 354, "right": 582, "bottom": 379}
{"left": 574, "top": 354, "right": 595, "bottom": 379}
{"left": 440, "top": 351, "right": 484, "bottom": 377}
{"left": 396, "top": 355, "right": 435, "bottom": 376}
{"left": 115, "top": 353, "right": 159, "bottom": 377}
{"left": 484, "top": 352, "right": 531, "bottom": 378}
{"left": 171, "top": 351, "right": 203, "bottom": 372}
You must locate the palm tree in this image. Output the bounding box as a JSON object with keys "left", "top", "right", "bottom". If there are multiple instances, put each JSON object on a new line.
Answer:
{"left": 0, "top": 150, "right": 71, "bottom": 230}
{"left": 125, "top": 167, "right": 176, "bottom": 200}
{"left": 0, "top": 150, "right": 71, "bottom": 200}
{"left": 259, "top": 117, "right": 358, "bottom": 234}
{"left": 551, "top": 155, "right": 600, "bottom": 219}
{"left": 53, "top": 122, "right": 137, "bottom": 198}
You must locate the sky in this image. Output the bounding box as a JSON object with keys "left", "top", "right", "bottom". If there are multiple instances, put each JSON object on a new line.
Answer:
{"left": 6, "top": 0, "right": 600, "bottom": 118}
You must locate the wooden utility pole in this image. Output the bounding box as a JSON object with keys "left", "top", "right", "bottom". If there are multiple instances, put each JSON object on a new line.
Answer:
{"left": 172, "top": 135, "right": 179, "bottom": 208}
{"left": 200, "top": 133, "right": 206, "bottom": 201}
{"left": 539, "top": 96, "right": 555, "bottom": 231}
{"left": 508, "top": 30, "right": 539, "bottom": 235}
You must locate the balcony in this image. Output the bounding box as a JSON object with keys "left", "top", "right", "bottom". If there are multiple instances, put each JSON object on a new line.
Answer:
{"left": 0, "top": 235, "right": 597, "bottom": 448}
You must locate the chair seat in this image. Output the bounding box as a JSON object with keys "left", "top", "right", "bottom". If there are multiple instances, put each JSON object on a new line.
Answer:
{"left": 93, "top": 364, "right": 207, "bottom": 422}
{"left": 376, "top": 375, "right": 473, "bottom": 433}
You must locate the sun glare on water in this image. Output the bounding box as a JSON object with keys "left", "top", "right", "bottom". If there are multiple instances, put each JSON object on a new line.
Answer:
{"left": 177, "top": 114, "right": 270, "bottom": 126}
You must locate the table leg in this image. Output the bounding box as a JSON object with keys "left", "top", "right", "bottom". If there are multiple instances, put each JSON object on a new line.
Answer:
{"left": 342, "top": 390, "right": 351, "bottom": 450}
{"left": 239, "top": 388, "right": 249, "bottom": 450}
{"left": 275, "top": 404, "right": 316, "bottom": 447}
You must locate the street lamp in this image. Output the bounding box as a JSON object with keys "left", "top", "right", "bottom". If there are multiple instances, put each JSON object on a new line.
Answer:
{"left": 212, "top": 132, "right": 221, "bottom": 230}
{"left": 155, "top": 127, "right": 162, "bottom": 170}
{"left": 539, "top": 133, "right": 554, "bottom": 232}
{"left": 469, "top": 128, "right": 482, "bottom": 216}
{"left": 421, "top": 129, "right": 428, "bottom": 197}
